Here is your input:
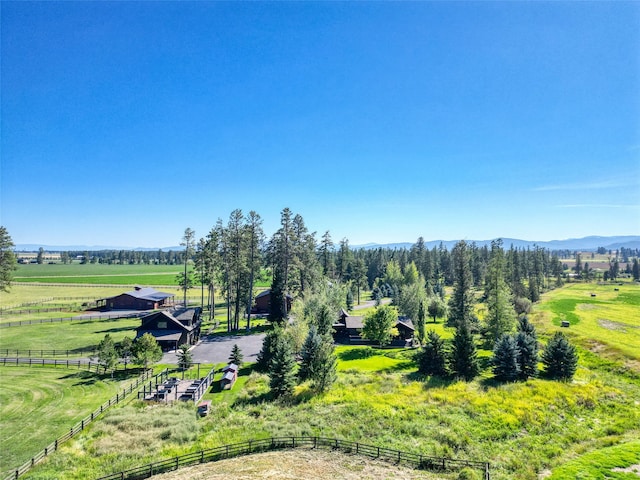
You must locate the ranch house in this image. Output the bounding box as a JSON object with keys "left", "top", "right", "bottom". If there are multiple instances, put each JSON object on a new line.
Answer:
{"left": 135, "top": 307, "right": 202, "bottom": 351}
{"left": 97, "top": 286, "right": 174, "bottom": 310}
{"left": 333, "top": 309, "right": 415, "bottom": 346}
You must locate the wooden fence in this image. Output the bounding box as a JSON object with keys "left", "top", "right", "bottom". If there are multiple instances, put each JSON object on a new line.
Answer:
{"left": 0, "top": 348, "right": 98, "bottom": 358}
{"left": 3, "top": 368, "right": 168, "bottom": 480}
{"left": 0, "top": 357, "right": 133, "bottom": 373}
{"left": 95, "top": 436, "right": 491, "bottom": 480}
{"left": 0, "top": 312, "right": 145, "bottom": 328}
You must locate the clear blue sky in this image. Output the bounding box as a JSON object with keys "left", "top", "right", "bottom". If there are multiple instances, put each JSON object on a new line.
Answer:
{"left": 2, "top": 1, "right": 639, "bottom": 248}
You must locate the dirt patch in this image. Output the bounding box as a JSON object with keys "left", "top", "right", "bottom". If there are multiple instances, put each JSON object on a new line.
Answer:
{"left": 612, "top": 464, "right": 640, "bottom": 476}
{"left": 149, "top": 449, "right": 453, "bottom": 480}
{"left": 576, "top": 304, "right": 597, "bottom": 311}
{"left": 598, "top": 319, "right": 627, "bottom": 332}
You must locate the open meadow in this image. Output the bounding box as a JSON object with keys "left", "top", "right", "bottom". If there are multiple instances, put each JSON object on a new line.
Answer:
{"left": 0, "top": 367, "right": 143, "bottom": 477}
{"left": 1, "top": 281, "right": 638, "bottom": 480}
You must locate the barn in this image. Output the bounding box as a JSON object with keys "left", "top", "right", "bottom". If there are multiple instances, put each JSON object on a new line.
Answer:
{"left": 97, "top": 286, "right": 174, "bottom": 311}
{"left": 135, "top": 307, "right": 202, "bottom": 351}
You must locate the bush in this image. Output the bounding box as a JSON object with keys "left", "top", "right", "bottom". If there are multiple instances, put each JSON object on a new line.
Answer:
{"left": 458, "top": 467, "right": 480, "bottom": 480}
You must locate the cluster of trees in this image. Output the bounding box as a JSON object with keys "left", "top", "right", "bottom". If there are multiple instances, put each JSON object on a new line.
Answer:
{"left": 415, "top": 239, "right": 580, "bottom": 382}
{"left": 95, "top": 332, "right": 163, "bottom": 374}
{"left": 190, "top": 208, "right": 322, "bottom": 332}
{"left": 255, "top": 284, "right": 341, "bottom": 398}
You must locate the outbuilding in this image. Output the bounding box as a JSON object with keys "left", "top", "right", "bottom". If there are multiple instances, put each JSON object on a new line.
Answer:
{"left": 97, "top": 286, "right": 174, "bottom": 310}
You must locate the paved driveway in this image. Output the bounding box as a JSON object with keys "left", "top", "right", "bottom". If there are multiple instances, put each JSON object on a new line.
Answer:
{"left": 162, "top": 332, "right": 265, "bottom": 365}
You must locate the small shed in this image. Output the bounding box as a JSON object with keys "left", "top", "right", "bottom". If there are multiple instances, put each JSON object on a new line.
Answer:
{"left": 220, "top": 363, "right": 238, "bottom": 390}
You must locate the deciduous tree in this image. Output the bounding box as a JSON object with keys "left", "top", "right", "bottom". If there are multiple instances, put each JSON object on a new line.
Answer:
{"left": 362, "top": 305, "right": 397, "bottom": 346}
{"left": 132, "top": 333, "right": 163, "bottom": 370}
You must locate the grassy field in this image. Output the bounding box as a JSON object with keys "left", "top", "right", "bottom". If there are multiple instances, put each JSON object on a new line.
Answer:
{"left": 0, "top": 367, "right": 142, "bottom": 476}
{"left": 12, "top": 263, "right": 271, "bottom": 287}
{"left": 533, "top": 282, "right": 640, "bottom": 366}
{"left": 0, "top": 317, "right": 142, "bottom": 351}
{"left": 3, "top": 281, "right": 639, "bottom": 480}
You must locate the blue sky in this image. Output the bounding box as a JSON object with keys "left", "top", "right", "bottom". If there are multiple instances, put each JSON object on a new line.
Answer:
{"left": 1, "top": 1, "right": 639, "bottom": 248}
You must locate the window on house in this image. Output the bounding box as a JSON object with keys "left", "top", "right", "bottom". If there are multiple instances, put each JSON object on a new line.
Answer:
{"left": 158, "top": 321, "right": 167, "bottom": 329}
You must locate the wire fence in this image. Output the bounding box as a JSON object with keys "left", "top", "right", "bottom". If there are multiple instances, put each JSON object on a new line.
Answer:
{"left": 95, "top": 436, "right": 491, "bottom": 480}
{"left": 2, "top": 368, "right": 167, "bottom": 480}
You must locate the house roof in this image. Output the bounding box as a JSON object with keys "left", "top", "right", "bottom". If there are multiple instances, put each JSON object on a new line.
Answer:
{"left": 396, "top": 317, "right": 415, "bottom": 331}
{"left": 137, "top": 310, "right": 193, "bottom": 333}
{"left": 338, "top": 308, "right": 349, "bottom": 319}
{"left": 255, "top": 289, "right": 293, "bottom": 300}
{"left": 107, "top": 287, "right": 173, "bottom": 302}
{"left": 345, "top": 316, "right": 364, "bottom": 329}
{"left": 223, "top": 363, "right": 238, "bottom": 372}
{"left": 222, "top": 371, "right": 236, "bottom": 381}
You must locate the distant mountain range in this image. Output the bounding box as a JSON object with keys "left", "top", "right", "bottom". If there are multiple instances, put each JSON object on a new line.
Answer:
{"left": 351, "top": 235, "right": 640, "bottom": 251}
{"left": 14, "top": 235, "right": 640, "bottom": 253}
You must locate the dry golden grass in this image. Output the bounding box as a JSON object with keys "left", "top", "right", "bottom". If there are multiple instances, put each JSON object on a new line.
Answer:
{"left": 149, "top": 449, "right": 455, "bottom": 480}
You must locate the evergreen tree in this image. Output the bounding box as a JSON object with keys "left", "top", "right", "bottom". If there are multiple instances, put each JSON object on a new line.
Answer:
{"left": 484, "top": 239, "right": 516, "bottom": 344}
{"left": 298, "top": 325, "right": 322, "bottom": 382}
{"left": 268, "top": 334, "right": 297, "bottom": 398}
{"left": 346, "top": 289, "right": 354, "bottom": 311}
{"left": 448, "top": 241, "right": 475, "bottom": 328}
{"left": 313, "top": 336, "right": 338, "bottom": 392}
{"left": 450, "top": 321, "right": 479, "bottom": 381}
{"left": 415, "top": 301, "right": 426, "bottom": 345}
{"left": 0, "top": 226, "right": 17, "bottom": 292}
{"left": 542, "top": 331, "right": 578, "bottom": 380}
{"left": 632, "top": 258, "right": 640, "bottom": 281}
{"left": 492, "top": 335, "right": 520, "bottom": 382}
{"left": 177, "top": 343, "right": 194, "bottom": 371}
{"left": 269, "top": 265, "right": 288, "bottom": 323}
{"left": 256, "top": 328, "right": 280, "bottom": 372}
{"left": 516, "top": 317, "right": 539, "bottom": 380}
{"left": 416, "top": 330, "right": 447, "bottom": 376}
{"left": 228, "top": 343, "right": 244, "bottom": 367}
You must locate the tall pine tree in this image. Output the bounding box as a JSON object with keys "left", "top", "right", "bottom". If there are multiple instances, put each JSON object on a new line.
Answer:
{"left": 450, "top": 321, "right": 479, "bottom": 381}
{"left": 492, "top": 334, "right": 520, "bottom": 382}
{"left": 516, "top": 316, "right": 539, "bottom": 380}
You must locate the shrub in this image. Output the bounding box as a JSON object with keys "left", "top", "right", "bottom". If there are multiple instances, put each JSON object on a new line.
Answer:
{"left": 458, "top": 467, "right": 481, "bottom": 480}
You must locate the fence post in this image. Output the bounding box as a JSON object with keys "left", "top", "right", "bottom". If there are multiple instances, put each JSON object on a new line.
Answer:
{"left": 485, "top": 463, "right": 490, "bottom": 480}
{"left": 356, "top": 442, "right": 359, "bottom": 454}
{"left": 81, "top": 420, "right": 84, "bottom": 430}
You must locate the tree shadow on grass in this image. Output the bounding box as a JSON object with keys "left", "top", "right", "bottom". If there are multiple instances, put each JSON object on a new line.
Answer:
{"left": 337, "top": 347, "right": 376, "bottom": 361}
{"left": 404, "top": 371, "right": 456, "bottom": 389}
{"left": 96, "top": 326, "right": 136, "bottom": 334}
{"left": 380, "top": 360, "right": 415, "bottom": 373}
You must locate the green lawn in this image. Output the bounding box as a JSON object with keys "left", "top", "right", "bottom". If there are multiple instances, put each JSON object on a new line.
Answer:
{"left": 0, "top": 367, "right": 141, "bottom": 477}
{"left": 0, "top": 317, "right": 141, "bottom": 352}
